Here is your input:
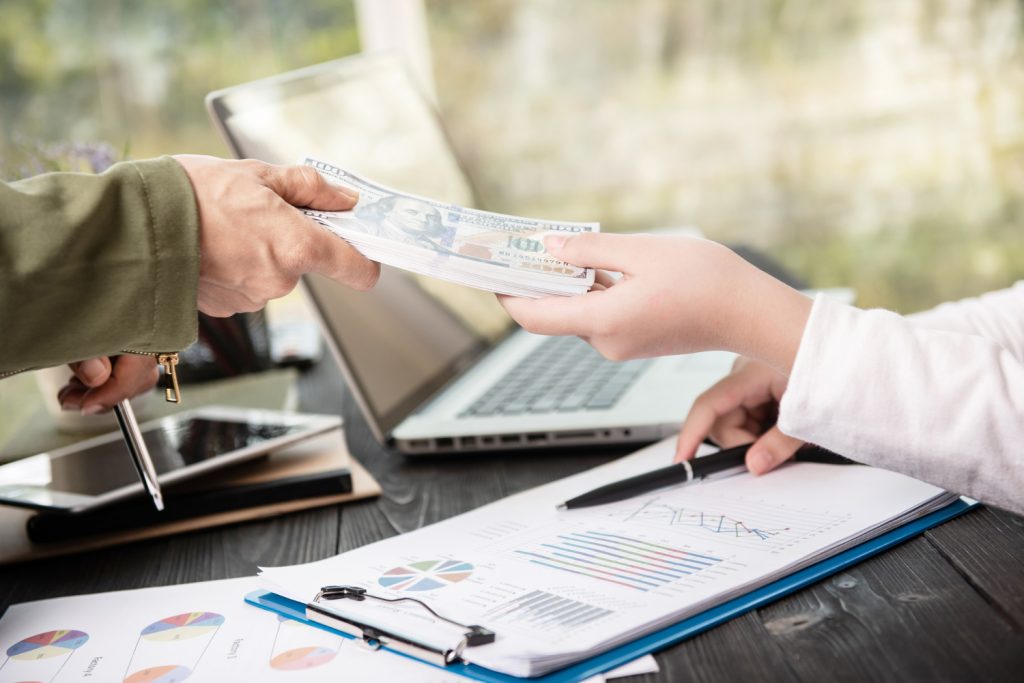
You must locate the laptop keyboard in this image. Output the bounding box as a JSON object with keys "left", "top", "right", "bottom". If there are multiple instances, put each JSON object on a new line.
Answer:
{"left": 460, "top": 336, "right": 652, "bottom": 417}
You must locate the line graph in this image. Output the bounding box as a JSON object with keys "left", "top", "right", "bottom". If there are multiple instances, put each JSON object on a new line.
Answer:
{"left": 620, "top": 499, "right": 790, "bottom": 540}
{"left": 605, "top": 494, "right": 852, "bottom": 551}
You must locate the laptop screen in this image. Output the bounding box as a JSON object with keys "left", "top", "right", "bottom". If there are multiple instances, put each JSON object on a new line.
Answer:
{"left": 207, "top": 54, "right": 514, "bottom": 438}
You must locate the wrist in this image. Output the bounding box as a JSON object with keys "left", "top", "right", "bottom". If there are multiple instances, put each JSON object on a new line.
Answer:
{"left": 722, "top": 264, "right": 812, "bottom": 375}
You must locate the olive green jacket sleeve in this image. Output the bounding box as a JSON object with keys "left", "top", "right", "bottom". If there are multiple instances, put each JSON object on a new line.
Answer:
{"left": 0, "top": 157, "right": 200, "bottom": 374}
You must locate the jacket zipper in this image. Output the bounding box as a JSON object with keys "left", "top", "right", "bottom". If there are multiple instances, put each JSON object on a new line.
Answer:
{"left": 122, "top": 350, "right": 182, "bottom": 403}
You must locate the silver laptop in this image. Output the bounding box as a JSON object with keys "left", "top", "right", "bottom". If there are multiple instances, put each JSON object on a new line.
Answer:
{"left": 206, "top": 53, "right": 734, "bottom": 454}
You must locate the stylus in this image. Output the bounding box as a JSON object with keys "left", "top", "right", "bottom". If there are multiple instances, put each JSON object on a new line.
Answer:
{"left": 113, "top": 399, "right": 165, "bottom": 511}
{"left": 557, "top": 442, "right": 853, "bottom": 510}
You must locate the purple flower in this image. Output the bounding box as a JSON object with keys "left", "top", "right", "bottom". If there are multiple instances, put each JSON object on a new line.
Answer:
{"left": 2, "top": 138, "right": 121, "bottom": 180}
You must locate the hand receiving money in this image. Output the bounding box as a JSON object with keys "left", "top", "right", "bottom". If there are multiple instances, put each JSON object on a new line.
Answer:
{"left": 302, "top": 158, "right": 598, "bottom": 297}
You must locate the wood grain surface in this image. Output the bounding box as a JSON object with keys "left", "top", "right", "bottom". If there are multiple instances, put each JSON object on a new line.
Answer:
{"left": 1, "top": 353, "right": 1022, "bottom": 682}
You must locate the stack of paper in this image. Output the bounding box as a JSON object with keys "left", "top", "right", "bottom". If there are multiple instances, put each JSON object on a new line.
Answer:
{"left": 259, "top": 438, "right": 959, "bottom": 678}
{"left": 0, "top": 576, "right": 656, "bottom": 682}
{"left": 0, "top": 578, "right": 464, "bottom": 683}
{"left": 302, "top": 158, "right": 598, "bottom": 298}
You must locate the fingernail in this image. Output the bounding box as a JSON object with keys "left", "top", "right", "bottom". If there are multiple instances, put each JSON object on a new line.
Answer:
{"left": 81, "top": 403, "right": 105, "bottom": 416}
{"left": 337, "top": 186, "right": 359, "bottom": 201}
{"left": 61, "top": 401, "right": 78, "bottom": 412}
{"left": 79, "top": 358, "right": 106, "bottom": 384}
{"left": 544, "top": 235, "right": 568, "bottom": 252}
{"left": 749, "top": 450, "right": 772, "bottom": 474}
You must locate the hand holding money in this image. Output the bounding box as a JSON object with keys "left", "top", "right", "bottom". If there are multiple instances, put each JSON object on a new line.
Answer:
{"left": 499, "top": 232, "right": 813, "bottom": 374}
{"left": 302, "top": 158, "right": 598, "bottom": 297}
{"left": 175, "top": 155, "right": 380, "bottom": 317}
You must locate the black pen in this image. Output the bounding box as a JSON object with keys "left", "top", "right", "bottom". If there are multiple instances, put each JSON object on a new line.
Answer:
{"left": 558, "top": 442, "right": 852, "bottom": 510}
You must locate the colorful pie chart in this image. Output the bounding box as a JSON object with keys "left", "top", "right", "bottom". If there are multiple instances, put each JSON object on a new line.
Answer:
{"left": 123, "top": 664, "right": 191, "bottom": 683}
{"left": 140, "top": 612, "right": 224, "bottom": 641}
{"left": 270, "top": 646, "right": 338, "bottom": 670}
{"left": 378, "top": 559, "right": 474, "bottom": 591}
{"left": 6, "top": 629, "right": 89, "bottom": 660}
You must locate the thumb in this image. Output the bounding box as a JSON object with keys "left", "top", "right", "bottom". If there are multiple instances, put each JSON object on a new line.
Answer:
{"left": 262, "top": 164, "right": 359, "bottom": 211}
{"left": 69, "top": 357, "right": 112, "bottom": 388}
{"left": 544, "top": 232, "right": 638, "bottom": 271}
{"left": 745, "top": 426, "right": 804, "bottom": 475}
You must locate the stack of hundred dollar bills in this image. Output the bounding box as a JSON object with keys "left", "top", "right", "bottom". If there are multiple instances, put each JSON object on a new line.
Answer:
{"left": 302, "top": 158, "right": 597, "bottom": 297}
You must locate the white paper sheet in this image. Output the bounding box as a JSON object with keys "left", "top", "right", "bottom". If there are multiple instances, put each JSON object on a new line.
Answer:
{"left": 260, "top": 438, "right": 953, "bottom": 677}
{"left": 0, "top": 577, "right": 463, "bottom": 683}
{"left": 587, "top": 654, "right": 659, "bottom": 681}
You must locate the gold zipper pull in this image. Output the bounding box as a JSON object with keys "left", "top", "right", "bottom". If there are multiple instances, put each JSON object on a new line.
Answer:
{"left": 157, "top": 353, "right": 181, "bottom": 403}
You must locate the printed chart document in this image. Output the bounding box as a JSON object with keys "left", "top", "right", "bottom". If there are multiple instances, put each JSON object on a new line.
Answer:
{"left": 259, "top": 438, "right": 958, "bottom": 678}
{"left": 0, "top": 577, "right": 466, "bottom": 683}
{"left": 0, "top": 577, "right": 653, "bottom": 683}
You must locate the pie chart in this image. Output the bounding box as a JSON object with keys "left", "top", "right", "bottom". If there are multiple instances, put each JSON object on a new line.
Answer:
{"left": 378, "top": 559, "right": 474, "bottom": 591}
{"left": 123, "top": 664, "right": 191, "bottom": 683}
{"left": 140, "top": 612, "right": 224, "bottom": 641}
{"left": 6, "top": 629, "right": 89, "bottom": 660}
{"left": 270, "top": 645, "right": 338, "bottom": 670}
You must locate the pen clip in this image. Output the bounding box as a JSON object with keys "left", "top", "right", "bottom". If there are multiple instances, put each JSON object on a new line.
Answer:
{"left": 307, "top": 585, "right": 495, "bottom": 666}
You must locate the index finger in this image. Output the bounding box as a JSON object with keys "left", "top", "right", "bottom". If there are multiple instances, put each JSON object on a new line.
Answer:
{"left": 674, "top": 374, "right": 758, "bottom": 462}
{"left": 302, "top": 222, "right": 381, "bottom": 291}
{"left": 675, "top": 398, "right": 723, "bottom": 463}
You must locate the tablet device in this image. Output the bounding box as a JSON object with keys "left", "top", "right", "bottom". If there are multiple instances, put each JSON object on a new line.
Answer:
{"left": 26, "top": 468, "right": 353, "bottom": 543}
{"left": 0, "top": 407, "right": 340, "bottom": 512}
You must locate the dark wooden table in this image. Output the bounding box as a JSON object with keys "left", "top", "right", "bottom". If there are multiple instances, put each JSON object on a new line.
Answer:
{"left": 2, "top": 354, "right": 1023, "bottom": 682}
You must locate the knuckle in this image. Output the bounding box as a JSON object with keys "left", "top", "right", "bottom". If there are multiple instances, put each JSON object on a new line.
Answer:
{"left": 256, "top": 185, "right": 283, "bottom": 211}
{"left": 351, "top": 262, "right": 381, "bottom": 291}
{"left": 286, "top": 165, "right": 323, "bottom": 206}
{"left": 718, "top": 385, "right": 745, "bottom": 410}
{"left": 238, "top": 301, "right": 261, "bottom": 313}
{"left": 240, "top": 158, "right": 270, "bottom": 177}
{"left": 269, "top": 274, "right": 298, "bottom": 299}
{"left": 296, "top": 164, "right": 322, "bottom": 188}
{"left": 276, "top": 229, "right": 317, "bottom": 273}
{"left": 288, "top": 165, "right": 319, "bottom": 200}
{"left": 594, "top": 340, "right": 628, "bottom": 362}
{"left": 692, "top": 386, "right": 716, "bottom": 409}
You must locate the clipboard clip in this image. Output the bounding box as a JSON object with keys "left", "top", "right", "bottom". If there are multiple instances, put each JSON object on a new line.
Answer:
{"left": 305, "top": 585, "right": 495, "bottom": 667}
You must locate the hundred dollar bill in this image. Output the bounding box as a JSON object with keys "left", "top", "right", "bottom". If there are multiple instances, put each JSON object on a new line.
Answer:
{"left": 301, "top": 158, "right": 598, "bottom": 293}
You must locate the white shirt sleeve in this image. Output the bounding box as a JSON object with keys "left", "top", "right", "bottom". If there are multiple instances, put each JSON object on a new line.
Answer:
{"left": 906, "top": 282, "right": 1024, "bottom": 361}
{"left": 777, "top": 287, "right": 1024, "bottom": 514}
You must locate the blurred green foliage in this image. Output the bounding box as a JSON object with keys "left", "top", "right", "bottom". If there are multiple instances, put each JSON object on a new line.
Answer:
{"left": 0, "top": 0, "right": 359, "bottom": 175}
{"left": 2, "top": 0, "right": 1022, "bottom": 313}
{"left": 427, "top": 0, "right": 1024, "bottom": 312}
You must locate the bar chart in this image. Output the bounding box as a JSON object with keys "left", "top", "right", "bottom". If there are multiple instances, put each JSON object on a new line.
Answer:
{"left": 514, "top": 530, "right": 723, "bottom": 592}
{"left": 484, "top": 590, "right": 614, "bottom": 631}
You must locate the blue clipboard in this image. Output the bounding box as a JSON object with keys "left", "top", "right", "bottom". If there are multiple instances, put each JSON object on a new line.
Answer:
{"left": 246, "top": 498, "right": 976, "bottom": 683}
